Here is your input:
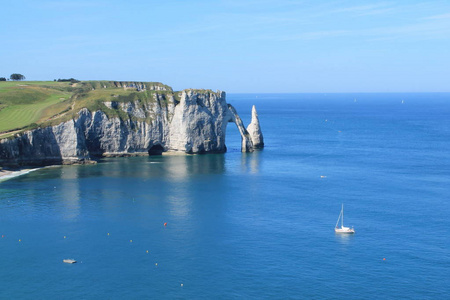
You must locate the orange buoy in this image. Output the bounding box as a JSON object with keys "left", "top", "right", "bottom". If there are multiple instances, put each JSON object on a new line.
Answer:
{"left": 164, "top": 222, "right": 167, "bottom": 226}
{"left": 383, "top": 258, "right": 386, "bottom": 260}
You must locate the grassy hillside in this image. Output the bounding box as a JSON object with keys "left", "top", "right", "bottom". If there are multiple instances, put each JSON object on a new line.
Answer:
{"left": 0, "top": 81, "right": 178, "bottom": 139}
{"left": 0, "top": 82, "right": 73, "bottom": 135}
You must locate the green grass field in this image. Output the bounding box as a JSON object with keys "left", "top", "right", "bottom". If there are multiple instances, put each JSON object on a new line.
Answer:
{"left": 0, "top": 82, "right": 73, "bottom": 134}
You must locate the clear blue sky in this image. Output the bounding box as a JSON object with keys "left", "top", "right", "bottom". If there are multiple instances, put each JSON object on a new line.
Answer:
{"left": 1, "top": 0, "right": 449, "bottom": 92}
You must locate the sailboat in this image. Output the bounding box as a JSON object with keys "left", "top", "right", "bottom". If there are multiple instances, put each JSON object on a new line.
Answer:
{"left": 335, "top": 204, "right": 355, "bottom": 234}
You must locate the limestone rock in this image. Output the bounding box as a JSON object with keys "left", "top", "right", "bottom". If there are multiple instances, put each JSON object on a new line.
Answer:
{"left": 168, "top": 90, "right": 232, "bottom": 153}
{"left": 228, "top": 105, "right": 254, "bottom": 153}
{"left": 246, "top": 105, "right": 264, "bottom": 149}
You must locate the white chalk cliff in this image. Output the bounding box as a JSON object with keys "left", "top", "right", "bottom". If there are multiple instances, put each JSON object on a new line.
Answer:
{"left": 0, "top": 88, "right": 264, "bottom": 167}
{"left": 246, "top": 105, "right": 264, "bottom": 149}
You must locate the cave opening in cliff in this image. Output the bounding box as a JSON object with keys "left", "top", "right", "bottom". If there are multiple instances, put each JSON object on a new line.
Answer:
{"left": 148, "top": 144, "right": 164, "bottom": 155}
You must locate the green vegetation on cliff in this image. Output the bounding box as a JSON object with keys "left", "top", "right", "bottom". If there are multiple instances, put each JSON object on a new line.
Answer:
{"left": 0, "top": 80, "right": 179, "bottom": 138}
{"left": 0, "top": 81, "right": 72, "bottom": 135}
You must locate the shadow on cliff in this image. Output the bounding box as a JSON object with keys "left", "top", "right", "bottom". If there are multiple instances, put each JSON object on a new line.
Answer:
{"left": 0, "top": 128, "right": 64, "bottom": 168}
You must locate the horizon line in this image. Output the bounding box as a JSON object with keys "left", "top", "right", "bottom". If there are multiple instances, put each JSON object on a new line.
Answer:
{"left": 2, "top": 80, "right": 449, "bottom": 94}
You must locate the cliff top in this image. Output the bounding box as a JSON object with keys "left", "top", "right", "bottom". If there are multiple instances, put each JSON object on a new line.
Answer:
{"left": 0, "top": 80, "right": 188, "bottom": 138}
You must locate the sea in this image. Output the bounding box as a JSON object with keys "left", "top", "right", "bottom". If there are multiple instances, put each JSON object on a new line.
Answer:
{"left": 1, "top": 93, "right": 449, "bottom": 299}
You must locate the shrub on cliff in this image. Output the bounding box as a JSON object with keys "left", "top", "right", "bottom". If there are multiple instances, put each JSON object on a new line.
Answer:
{"left": 10, "top": 74, "right": 25, "bottom": 81}
{"left": 57, "top": 78, "right": 80, "bottom": 83}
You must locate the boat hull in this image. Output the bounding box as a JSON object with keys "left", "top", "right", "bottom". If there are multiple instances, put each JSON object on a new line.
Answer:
{"left": 335, "top": 227, "right": 355, "bottom": 234}
{"left": 63, "top": 259, "right": 77, "bottom": 264}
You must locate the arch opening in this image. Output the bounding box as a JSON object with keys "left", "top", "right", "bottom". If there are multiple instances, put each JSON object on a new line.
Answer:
{"left": 225, "top": 120, "right": 242, "bottom": 153}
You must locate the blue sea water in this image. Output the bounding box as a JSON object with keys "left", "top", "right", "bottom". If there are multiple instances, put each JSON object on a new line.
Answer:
{"left": 1, "top": 93, "right": 450, "bottom": 299}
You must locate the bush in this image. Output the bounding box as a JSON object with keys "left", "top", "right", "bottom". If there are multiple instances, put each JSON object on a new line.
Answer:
{"left": 57, "top": 78, "right": 80, "bottom": 83}
{"left": 10, "top": 73, "right": 25, "bottom": 81}
{"left": 0, "top": 77, "right": 6, "bottom": 81}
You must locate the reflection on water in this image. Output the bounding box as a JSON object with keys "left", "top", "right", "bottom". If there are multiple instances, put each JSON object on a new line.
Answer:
{"left": 334, "top": 232, "right": 355, "bottom": 246}
{"left": 163, "top": 154, "right": 227, "bottom": 180}
{"left": 0, "top": 152, "right": 262, "bottom": 224}
{"left": 240, "top": 150, "right": 262, "bottom": 174}
{"left": 59, "top": 166, "right": 81, "bottom": 220}
{"left": 95, "top": 154, "right": 228, "bottom": 180}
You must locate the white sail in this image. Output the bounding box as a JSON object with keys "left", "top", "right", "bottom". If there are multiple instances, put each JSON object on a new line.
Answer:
{"left": 335, "top": 204, "right": 343, "bottom": 228}
{"left": 335, "top": 204, "right": 355, "bottom": 234}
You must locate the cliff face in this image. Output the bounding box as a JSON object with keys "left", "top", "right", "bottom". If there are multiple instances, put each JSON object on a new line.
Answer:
{"left": 168, "top": 90, "right": 231, "bottom": 153}
{"left": 0, "top": 89, "right": 264, "bottom": 167}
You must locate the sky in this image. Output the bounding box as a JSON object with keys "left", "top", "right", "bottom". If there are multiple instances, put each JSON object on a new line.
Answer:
{"left": 1, "top": 0, "right": 449, "bottom": 93}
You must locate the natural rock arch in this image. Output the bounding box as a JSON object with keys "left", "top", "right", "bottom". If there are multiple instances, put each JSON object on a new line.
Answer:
{"left": 227, "top": 104, "right": 254, "bottom": 152}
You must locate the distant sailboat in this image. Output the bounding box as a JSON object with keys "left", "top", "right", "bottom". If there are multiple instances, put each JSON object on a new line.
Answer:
{"left": 63, "top": 259, "right": 77, "bottom": 264}
{"left": 335, "top": 204, "right": 355, "bottom": 234}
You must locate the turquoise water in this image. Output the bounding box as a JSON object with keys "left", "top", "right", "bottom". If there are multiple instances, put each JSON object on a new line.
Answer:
{"left": 1, "top": 93, "right": 449, "bottom": 299}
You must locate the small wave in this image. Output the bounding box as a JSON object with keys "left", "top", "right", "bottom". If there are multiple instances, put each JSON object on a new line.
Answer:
{"left": 0, "top": 168, "right": 41, "bottom": 182}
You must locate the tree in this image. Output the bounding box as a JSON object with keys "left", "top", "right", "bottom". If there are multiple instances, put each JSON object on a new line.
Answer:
{"left": 10, "top": 73, "right": 26, "bottom": 81}
{"left": 0, "top": 77, "right": 6, "bottom": 81}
